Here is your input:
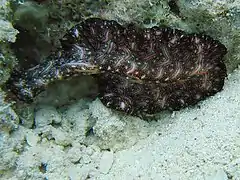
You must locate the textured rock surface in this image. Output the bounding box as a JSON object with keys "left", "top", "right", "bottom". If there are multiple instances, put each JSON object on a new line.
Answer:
{"left": 0, "top": 89, "right": 19, "bottom": 132}
{"left": 89, "top": 99, "right": 154, "bottom": 151}
{"left": 0, "top": 0, "right": 19, "bottom": 134}
{"left": 34, "top": 105, "right": 62, "bottom": 128}
{"left": 0, "top": 0, "right": 18, "bottom": 85}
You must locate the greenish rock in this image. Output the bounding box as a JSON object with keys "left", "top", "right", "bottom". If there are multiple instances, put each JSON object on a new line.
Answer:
{"left": 0, "top": 126, "right": 26, "bottom": 177}
{"left": 0, "top": 19, "right": 18, "bottom": 42}
{"left": 103, "top": 0, "right": 186, "bottom": 28}
{"left": 14, "top": 104, "right": 35, "bottom": 129}
{"left": 0, "top": 0, "right": 12, "bottom": 18}
{"left": 0, "top": 0, "right": 18, "bottom": 85}
{"left": 0, "top": 89, "right": 19, "bottom": 133}
{"left": 0, "top": 44, "right": 17, "bottom": 85}
{"left": 13, "top": 1, "right": 49, "bottom": 32}
{"left": 0, "top": 0, "right": 19, "bottom": 133}
{"left": 0, "top": 0, "right": 18, "bottom": 43}
{"left": 178, "top": 0, "right": 240, "bottom": 71}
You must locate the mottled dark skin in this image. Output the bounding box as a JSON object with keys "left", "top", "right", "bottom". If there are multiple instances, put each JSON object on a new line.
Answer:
{"left": 7, "top": 18, "right": 227, "bottom": 115}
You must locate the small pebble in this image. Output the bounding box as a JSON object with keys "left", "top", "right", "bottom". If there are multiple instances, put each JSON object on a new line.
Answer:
{"left": 26, "top": 131, "right": 39, "bottom": 146}
{"left": 35, "top": 106, "right": 61, "bottom": 128}
{"left": 51, "top": 128, "right": 71, "bottom": 146}
{"left": 99, "top": 151, "right": 114, "bottom": 174}
{"left": 68, "top": 147, "right": 82, "bottom": 163}
{"left": 81, "top": 154, "right": 91, "bottom": 164}
{"left": 206, "top": 169, "right": 228, "bottom": 180}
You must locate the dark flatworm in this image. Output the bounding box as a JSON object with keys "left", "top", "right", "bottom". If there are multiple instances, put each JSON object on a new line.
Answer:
{"left": 7, "top": 18, "right": 227, "bottom": 115}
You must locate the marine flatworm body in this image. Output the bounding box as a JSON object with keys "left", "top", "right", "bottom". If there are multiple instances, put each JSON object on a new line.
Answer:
{"left": 7, "top": 18, "right": 227, "bottom": 115}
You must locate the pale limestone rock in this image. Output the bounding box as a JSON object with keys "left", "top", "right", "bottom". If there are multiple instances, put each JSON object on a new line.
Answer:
{"left": 99, "top": 151, "right": 114, "bottom": 174}
{"left": 25, "top": 131, "right": 39, "bottom": 147}
{"left": 35, "top": 106, "right": 61, "bottom": 128}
